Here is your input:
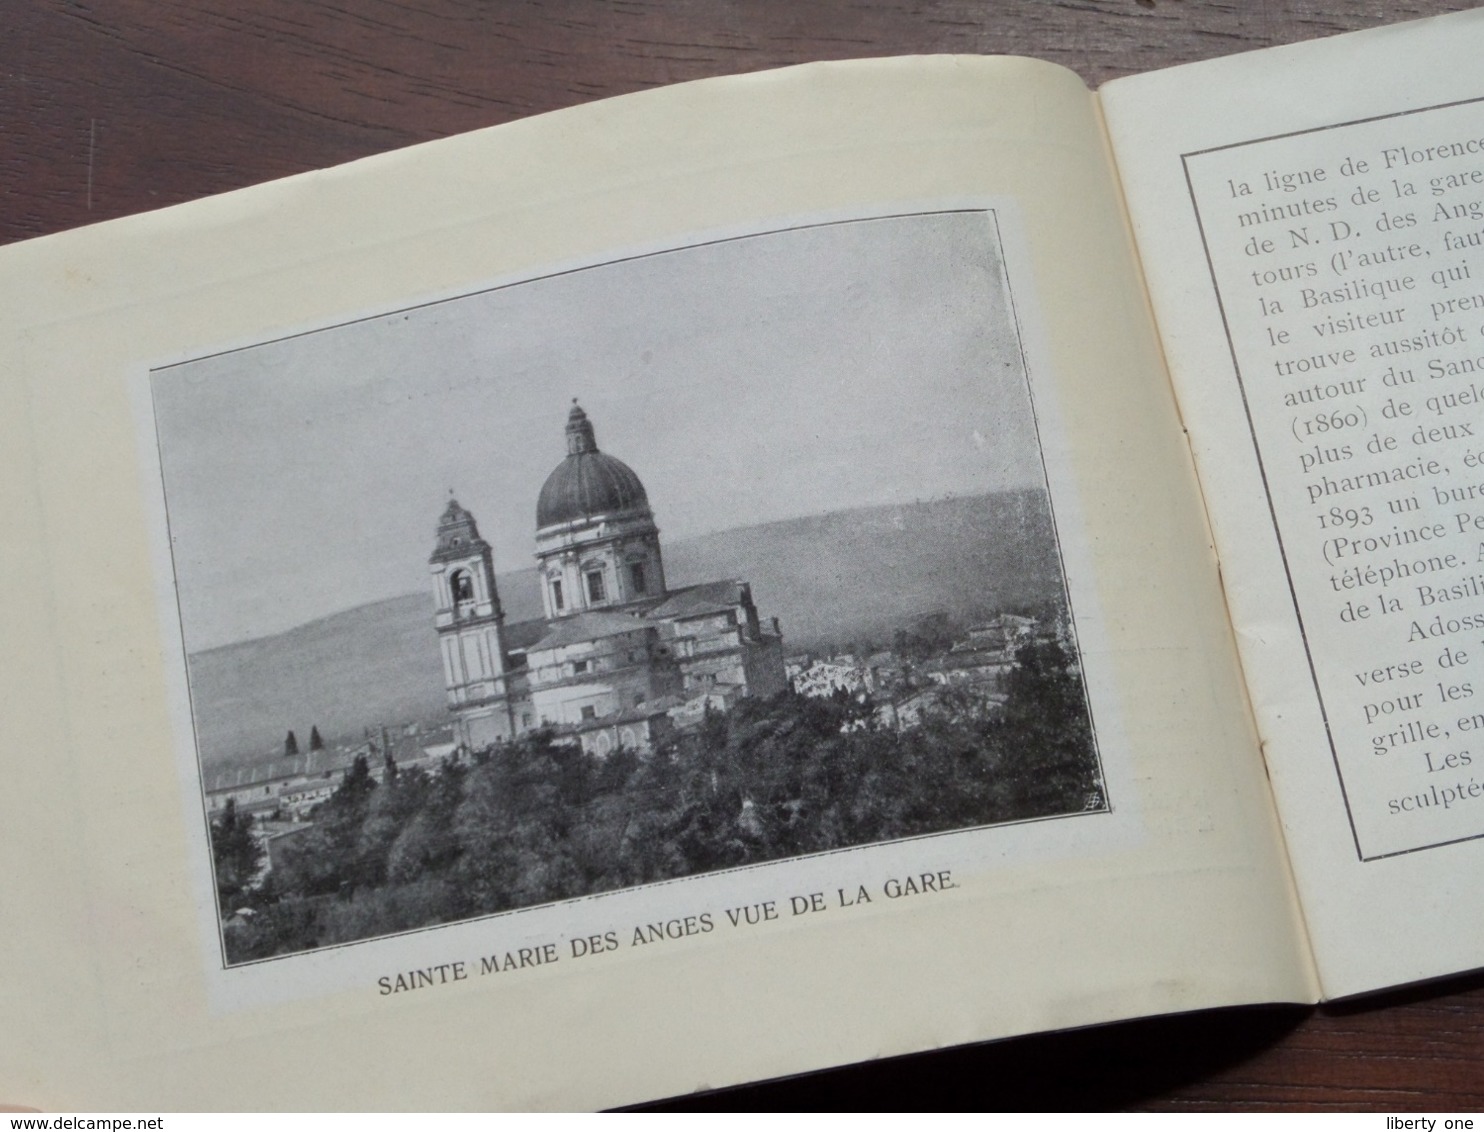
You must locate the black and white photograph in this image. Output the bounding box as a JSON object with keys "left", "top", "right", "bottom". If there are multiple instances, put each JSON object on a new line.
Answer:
{"left": 148, "top": 209, "right": 1108, "bottom": 966}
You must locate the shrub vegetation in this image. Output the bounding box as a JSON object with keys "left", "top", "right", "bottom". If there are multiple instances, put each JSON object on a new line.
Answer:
{"left": 216, "top": 640, "right": 1102, "bottom": 963}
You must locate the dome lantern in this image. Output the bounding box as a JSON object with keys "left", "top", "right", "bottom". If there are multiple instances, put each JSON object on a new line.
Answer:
{"left": 565, "top": 400, "right": 598, "bottom": 456}
{"left": 536, "top": 402, "right": 652, "bottom": 531}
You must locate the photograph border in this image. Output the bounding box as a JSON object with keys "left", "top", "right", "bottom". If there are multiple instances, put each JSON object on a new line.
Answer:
{"left": 130, "top": 201, "right": 1131, "bottom": 1006}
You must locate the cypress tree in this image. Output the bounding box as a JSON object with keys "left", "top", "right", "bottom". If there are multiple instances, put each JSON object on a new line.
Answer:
{"left": 210, "top": 798, "right": 263, "bottom": 913}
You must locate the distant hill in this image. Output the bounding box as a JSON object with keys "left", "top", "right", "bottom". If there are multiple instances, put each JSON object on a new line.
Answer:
{"left": 663, "top": 491, "right": 1062, "bottom": 654}
{"left": 191, "top": 490, "right": 1064, "bottom": 767}
{"left": 186, "top": 593, "right": 450, "bottom": 768}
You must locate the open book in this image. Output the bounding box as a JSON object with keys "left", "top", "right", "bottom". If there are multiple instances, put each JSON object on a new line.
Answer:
{"left": 4, "top": 7, "right": 1484, "bottom": 1110}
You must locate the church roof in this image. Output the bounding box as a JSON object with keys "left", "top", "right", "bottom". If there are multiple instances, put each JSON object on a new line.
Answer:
{"left": 562, "top": 700, "right": 676, "bottom": 733}
{"left": 645, "top": 580, "right": 749, "bottom": 620}
{"left": 531, "top": 609, "right": 653, "bottom": 650}
{"left": 535, "top": 403, "right": 651, "bottom": 530}
{"left": 501, "top": 617, "right": 550, "bottom": 654}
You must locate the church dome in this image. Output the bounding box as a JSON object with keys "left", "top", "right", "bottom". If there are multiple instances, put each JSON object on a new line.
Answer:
{"left": 536, "top": 403, "right": 651, "bottom": 529}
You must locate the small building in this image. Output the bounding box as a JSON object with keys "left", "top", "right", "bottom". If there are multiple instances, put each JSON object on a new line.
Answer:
{"left": 565, "top": 703, "right": 677, "bottom": 757}
{"left": 667, "top": 685, "right": 745, "bottom": 730}
{"left": 964, "top": 614, "right": 1039, "bottom": 651}
{"left": 204, "top": 747, "right": 350, "bottom": 818}
{"left": 205, "top": 724, "right": 461, "bottom": 819}
{"left": 924, "top": 650, "right": 1015, "bottom": 689}
{"left": 793, "top": 658, "right": 875, "bottom": 700}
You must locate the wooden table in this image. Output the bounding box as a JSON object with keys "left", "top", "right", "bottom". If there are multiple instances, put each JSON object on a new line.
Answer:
{"left": 4, "top": 0, "right": 1482, "bottom": 1111}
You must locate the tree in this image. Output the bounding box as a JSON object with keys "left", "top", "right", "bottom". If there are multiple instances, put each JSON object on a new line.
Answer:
{"left": 284, "top": 729, "right": 299, "bottom": 756}
{"left": 352, "top": 761, "right": 426, "bottom": 888}
{"left": 333, "top": 753, "right": 377, "bottom": 810}
{"left": 210, "top": 798, "right": 263, "bottom": 913}
{"left": 386, "top": 763, "right": 463, "bottom": 885}
{"left": 990, "top": 639, "right": 1099, "bottom": 818}
{"left": 273, "top": 755, "right": 379, "bottom": 899}
{"left": 309, "top": 726, "right": 325, "bottom": 752}
{"left": 893, "top": 611, "right": 956, "bottom": 661}
{"left": 452, "top": 732, "right": 586, "bottom": 915}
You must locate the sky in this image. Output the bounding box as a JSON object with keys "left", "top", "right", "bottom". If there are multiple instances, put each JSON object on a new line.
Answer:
{"left": 149, "top": 210, "right": 1046, "bottom": 652}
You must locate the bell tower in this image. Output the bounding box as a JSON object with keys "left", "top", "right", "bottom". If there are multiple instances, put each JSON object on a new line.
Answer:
{"left": 429, "top": 497, "right": 514, "bottom": 747}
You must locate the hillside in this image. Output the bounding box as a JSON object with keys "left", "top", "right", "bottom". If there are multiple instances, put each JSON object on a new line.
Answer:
{"left": 664, "top": 490, "right": 1062, "bottom": 653}
{"left": 191, "top": 490, "right": 1064, "bottom": 766}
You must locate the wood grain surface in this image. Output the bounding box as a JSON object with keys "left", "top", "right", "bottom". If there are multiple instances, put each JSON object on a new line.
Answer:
{"left": 4, "top": 0, "right": 1483, "bottom": 1112}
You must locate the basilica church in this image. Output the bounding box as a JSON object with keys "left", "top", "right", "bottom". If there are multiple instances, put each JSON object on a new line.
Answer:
{"left": 429, "top": 402, "right": 787, "bottom": 755}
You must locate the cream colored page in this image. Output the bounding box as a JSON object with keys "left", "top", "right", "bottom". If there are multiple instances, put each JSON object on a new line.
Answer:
{"left": 0, "top": 58, "right": 1311, "bottom": 1111}
{"left": 1104, "top": 9, "right": 1484, "bottom": 998}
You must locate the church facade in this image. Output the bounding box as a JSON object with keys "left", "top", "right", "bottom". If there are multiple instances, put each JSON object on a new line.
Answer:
{"left": 430, "top": 403, "right": 787, "bottom": 756}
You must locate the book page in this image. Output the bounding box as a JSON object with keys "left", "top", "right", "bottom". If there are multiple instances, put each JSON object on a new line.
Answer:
{"left": 1104, "top": 8, "right": 1484, "bottom": 998}
{"left": 0, "top": 57, "right": 1313, "bottom": 1110}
